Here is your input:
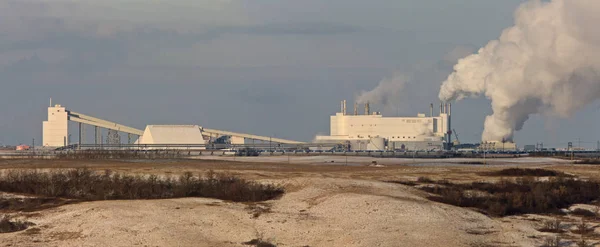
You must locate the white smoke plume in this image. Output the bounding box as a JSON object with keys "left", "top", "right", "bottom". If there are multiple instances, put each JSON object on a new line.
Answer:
{"left": 439, "top": 0, "right": 600, "bottom": 142}
{"left": 356, "top": 73, "right": 408, "bottom": 106}
{"left": 356, "top": 46, "right": 475, "bottom": 115}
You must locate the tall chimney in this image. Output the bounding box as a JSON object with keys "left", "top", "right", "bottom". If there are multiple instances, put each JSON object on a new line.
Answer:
{"left": 448, "top": 103, "right": 452, "bottom": 115}
{"left": 365, "top": 102, "right": 370, "bottom": 115}
{"left": 440, "top": 102, "right": 443, "bottom": 114}
{"left": 354, "top": 102, "right": 358, "bottom": 115}
{"left": 340, "top": 101, "right": 344, "bottom": 113}
{"left": 430, "top": 103, "right": 433, "bottom": 117}
{"left": 343, "top": 100, "right": 347, "bottom": 115}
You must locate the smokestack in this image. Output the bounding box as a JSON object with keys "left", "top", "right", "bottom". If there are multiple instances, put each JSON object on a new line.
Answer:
{"left": 440, "top": 102, "right": 443, "bottom": 114}
{"left": 343, "top": 100, "right": 347, "bottom": 115}
{"left": 430, "top": 103, "right": 433, "bottom": 117}
{"left": 364, "top": 102, "right": 370, "bottom": 115}
{"left": 354, "top": 102, "right": 358, "bottom": 115}
{"left": 448, "top": 103, "right": 452, "bottom": 115}
{"left": 340, "top": 100, "right": 344, "bottom": 114}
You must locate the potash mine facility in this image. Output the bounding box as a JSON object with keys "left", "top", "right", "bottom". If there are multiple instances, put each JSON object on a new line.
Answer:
{"left": 41, "top": 99, "right": 516, "bottom": 152}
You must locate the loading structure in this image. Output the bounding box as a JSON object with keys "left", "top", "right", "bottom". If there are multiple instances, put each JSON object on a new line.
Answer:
{"left": 42, "top": 102, "right": 303, "bottom": 148}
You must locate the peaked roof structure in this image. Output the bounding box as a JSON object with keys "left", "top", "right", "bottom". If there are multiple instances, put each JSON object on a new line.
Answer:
{"left": 137, "top": 125, "right": 206, "bottom": 144}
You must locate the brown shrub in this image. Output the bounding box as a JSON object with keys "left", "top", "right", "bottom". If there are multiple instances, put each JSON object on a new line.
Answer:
{"left": 422, "top": 177, "right": 600, "bottom": 216}
{"left": 571, "top": 208, "right": 597, "bottom": 218}
{"left": 572, "top": 219, "right": 595, "bottom": 235}
{"left": 482, "top": 168, "right": 567, "bottom": 177}
{"left": 384, "top": 180, "right": 417, "bottom": 186}
{"left": 0, "top": 169, "right": 284, "bottom": 204}
{"left": 0, "top": 216, "right": 32, "bottom": 233}
{"left": 417, "top": 177, "right": 434, "bottom": 183}
{"left": 538, "top": 219, "right": 564, "bottom": 233}
{"left": 0, "top": 197, "right": 73, "bottom": 212}
{"left": 242, "top": 239, "right": 276, "bottom": 247}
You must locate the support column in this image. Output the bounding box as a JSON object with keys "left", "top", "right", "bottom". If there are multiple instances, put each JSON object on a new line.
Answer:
{"left": 78, "top": 123, "right": 82, "bottom": 149}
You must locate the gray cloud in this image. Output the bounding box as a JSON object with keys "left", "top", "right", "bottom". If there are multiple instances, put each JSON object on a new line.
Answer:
{"left": 2, "top": 0, "right": 596, "bottom": 148}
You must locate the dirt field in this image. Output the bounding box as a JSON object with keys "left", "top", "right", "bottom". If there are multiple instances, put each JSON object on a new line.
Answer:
{"left": 0, "top": 157, "right": 598, "bottom": 247}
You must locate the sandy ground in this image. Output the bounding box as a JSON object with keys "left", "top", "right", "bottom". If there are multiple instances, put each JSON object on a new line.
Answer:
{"left": 0, "top": 157, "right": 597, "bottom": 247}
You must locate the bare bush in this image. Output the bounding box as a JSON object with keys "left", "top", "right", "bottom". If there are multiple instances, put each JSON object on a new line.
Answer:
{"left": 421, "top": 176, "right": 600, "bottom": 216}
{"left": 572, "top": 219, "right": 594, "bottom": 235}
{"left": 0, "top": 169, "right": 284, "bottom": 204}
{"left": 539, "top": 219, "right": 564, "bottom": 233}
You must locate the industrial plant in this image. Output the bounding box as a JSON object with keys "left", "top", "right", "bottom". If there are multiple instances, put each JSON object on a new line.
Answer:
{"left": 41, "top": 99, "right": 521, "bottom": 153}
{"left": 42, "top": 101, "right": 303, "bottom": 150}
{"left": 315, "top": 101, "right": 452, "bottom": 151}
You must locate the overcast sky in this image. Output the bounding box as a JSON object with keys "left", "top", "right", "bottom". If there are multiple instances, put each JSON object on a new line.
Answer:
{"left": 1, "top": 0, "right": 598, "bottom": 148}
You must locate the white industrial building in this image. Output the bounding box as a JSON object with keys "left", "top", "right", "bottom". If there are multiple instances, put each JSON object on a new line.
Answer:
{"left": 42, "top": 104, "right": 69, "bottom": 147}
{"left": 315, "top": 101, "right": 452, "bottom": 151}
{"left": 136, "top": 125, "right": 208, "bottom": 147}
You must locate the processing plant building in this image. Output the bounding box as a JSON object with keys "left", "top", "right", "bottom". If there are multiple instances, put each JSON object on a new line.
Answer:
{"left": 42, "top": 102, "right": 303, "bottom": 149}
{"left": 315, "top": 101, "right": 452, "bottom": 151}
{"left": 41, "top": 100, "right": 455, "bottom": 152}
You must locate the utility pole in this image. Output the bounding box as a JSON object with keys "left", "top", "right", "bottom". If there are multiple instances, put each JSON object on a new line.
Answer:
{"left": 345, "top": 151, "right": 348, "bottom": 166}
{"left": 597, "top": 140, "right": 599, "bottom": 159}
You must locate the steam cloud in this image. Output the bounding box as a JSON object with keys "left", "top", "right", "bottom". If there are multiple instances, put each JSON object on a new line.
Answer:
{"left": 356, "top": 73, "right": 408, "bottom": 106}
{"left": 439, "top": 0, "right": 600, "bottom": 142}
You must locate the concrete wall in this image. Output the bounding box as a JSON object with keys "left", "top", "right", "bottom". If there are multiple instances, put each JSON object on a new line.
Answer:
{"left": 42, "top": 105, "right": 68, "bottom": 147}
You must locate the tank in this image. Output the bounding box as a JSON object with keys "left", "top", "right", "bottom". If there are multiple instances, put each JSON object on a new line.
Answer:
{"left": 367, "top": 137, "right": 385, "bottom": 151}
